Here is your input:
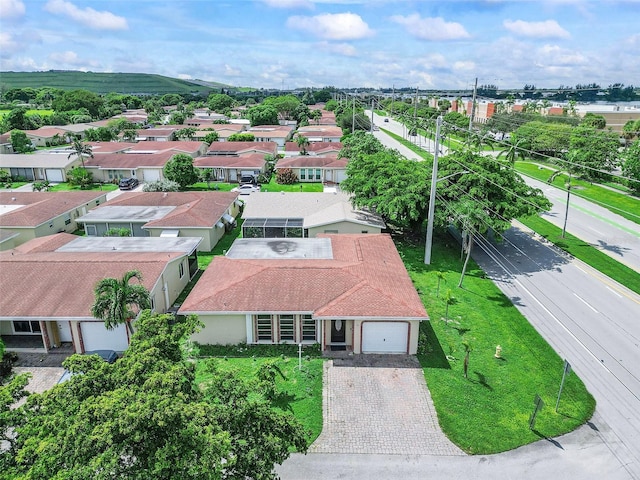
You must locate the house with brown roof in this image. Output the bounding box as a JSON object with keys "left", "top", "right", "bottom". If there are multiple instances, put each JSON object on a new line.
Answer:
{"left": 22, "top": 127, "right": 72, "bottom": 147}
{"left": 241, "top": 192, "right": 385, "bottom": 238}
{"left": 179, "top": 234, "right": 427, "bottom": 354}
{"left": 194, "top": 153, "right": 267, "bottom": 183}
{"left": 0, "top": 191, "right": 107, "bottom": 250}
{"left": 296, "top": 125, "right": 343, "bottom": 143}
{"left": 194, "top": 123, "right": 247, "bottom": 141}
{"left": 284, "top": 141, "right": 342, "bottom": 156}
{"left": 76, "top": 191, "right": 241, "bottom": 251}
{"left": 275, "top": 154, "right": 348, "bottom": 184}
{"left": 247, "top": 125, "right": 295, "bottom": 149}
{"left": 0, "top": 233, "right": 200, "bottom": 354}
{"left": 84, "top": 151, "right": 173, "bottom": 183}
{"left": 135, "top": 127, "right": 179, "bottom": 142}
{"left": 206, "top": 141, "right": 278, "bottom": 157}
{"left": 0, "top": 152, "right": 82, "bottom": 182}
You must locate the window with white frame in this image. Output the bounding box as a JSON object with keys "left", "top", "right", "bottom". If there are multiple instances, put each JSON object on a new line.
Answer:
{"left": 300, "top": 169, "right": 306, "bottom": 180}
{"left": 315, "top": 169, "right": 321, "bottom": 180}
{"left": 279, "top": 314, "right": 295, "bottom": 342}
{"left": 256, "top": 315, "right": 272, "bottom": 341}
{"left": 301, "top": 315, "right": 316, "bottom": 342}
{"left": 13, "top": 320, "right": 41, "bottom": 334}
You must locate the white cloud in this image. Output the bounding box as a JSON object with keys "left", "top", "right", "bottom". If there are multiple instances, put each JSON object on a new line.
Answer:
{"left": 261, "top": 0, "right": 314, "bottom": 8}
{"left": 0, "top": 32, "right": 19, "bottom": 55}
{"left": 503, "top": 19, "right": 570, "bottom": 39}
{"left": 423, "top": 53, "right": 448, "bottom": 69}
{"left": 452, "top": 60, "right": 475, "bottom": 71}
{"left": 48, "top": 50, "right": 81, "bottom": 64}
{"left": 538, "top": 44, "right": 586, "bottom": 66}
{"left": 286, "top": 12, "right": 373, "bottom": 40}
{"left": 44, "top": 0, "right": 128, "bottom": 30}
{"left": 319, "top": 41, "right": 357, "bottom": 56}
{"left": 390, "top": 14, "right": 470, "bottom": 41}
{"left": 0, "top": 0, "right": 25, "bottom": 18}
{"left": 224, "top": 64, "right": 242, "bottom": 77}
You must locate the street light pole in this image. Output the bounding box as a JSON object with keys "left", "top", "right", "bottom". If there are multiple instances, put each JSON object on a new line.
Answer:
{"left": 425, "top": 116, "right": 443, "bottom": 264}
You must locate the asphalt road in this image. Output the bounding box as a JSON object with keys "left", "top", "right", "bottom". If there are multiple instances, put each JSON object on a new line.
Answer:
{"left": 471, "top": 222, "right": 640, "bottom": 479}
{"left": 519, "top": 174, "right": 640, "bottom": 273}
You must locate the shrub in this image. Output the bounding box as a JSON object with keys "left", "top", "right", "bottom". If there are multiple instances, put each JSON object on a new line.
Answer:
{"left": 276, "top": 167, "right": 298, "bottom": 185}
{"left": 143, "top": 179, "right": 180, "bottom": 192}
{"left": 104, "top": 228, "right": 131, "bottom": 237}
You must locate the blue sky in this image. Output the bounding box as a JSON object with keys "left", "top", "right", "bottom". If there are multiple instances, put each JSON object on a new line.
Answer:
{"left": 1, "top": 0, "right": 639, "bottom": 90}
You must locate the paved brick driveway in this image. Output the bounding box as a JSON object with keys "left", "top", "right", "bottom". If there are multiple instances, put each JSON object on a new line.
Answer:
{"left": 310, "top": 355, "right": 465, "bottom": 456}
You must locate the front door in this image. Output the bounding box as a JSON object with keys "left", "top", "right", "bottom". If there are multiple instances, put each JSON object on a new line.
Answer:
{"left": 331, "top": 320, "right": 345, "bottom": 344}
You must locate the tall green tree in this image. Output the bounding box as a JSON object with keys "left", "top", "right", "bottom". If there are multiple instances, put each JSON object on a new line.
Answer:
{"left": 227, "top": 132, "right": 255, "bottom": 142}
{"left": 247, "top": 104, "right": 279, "bottom": 126}
{"left": 1, "top": 312, "right": 307, "bottom": 479}
{"left": 91, "top": 270, "right": 151, "bottom": 335}
{"left": 436, "top": 149, "right": 552, "bottom": 283}
{"left": 621, "top": 139, "right": 640, "bottom": 196}
{"left": 568, "top": 126, "right": 620, "bottom": 181}
{"left": 10, "top": 130, "right": 34, "bottom": 153}
{"left": 68, "top": 137, "right": 93, "bottom": 168}
{"left": 164, "top": 153, "right": 200, "bottom": 189}
{"left": 294, "top": 133, "right": 310, "bottom": 155}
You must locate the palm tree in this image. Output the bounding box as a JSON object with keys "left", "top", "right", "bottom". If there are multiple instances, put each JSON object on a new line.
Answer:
{"left": 91, "top": 270, "right": 151, "bottom": 335}
{"left": 497, "top": 138, "right": 527, "bottom": 165}
{"left": 68, "top": 137, "right": 93, "bottom": 169}
{"left": 295, "top": 134, "right": 310, "bottom": 155}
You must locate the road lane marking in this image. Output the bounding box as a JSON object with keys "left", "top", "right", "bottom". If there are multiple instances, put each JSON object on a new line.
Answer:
{"left": 514, "top": 279, "right": 609, "bottom": 372}
{"left": 606, "top": 286, "right": 623, "bottom": 298}
{"left": 574, "top": 264, "right": 640, "bottom": 306}
{"left": 573, "top": 293, "right": 599, "bottom": 313}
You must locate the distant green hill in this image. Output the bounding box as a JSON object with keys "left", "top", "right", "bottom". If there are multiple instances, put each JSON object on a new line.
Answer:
{"left": 0, "top": 71, "right": 230, "bottom": 95}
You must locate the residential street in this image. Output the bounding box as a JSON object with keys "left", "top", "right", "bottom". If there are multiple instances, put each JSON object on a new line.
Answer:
{"left": 471, "top": 222, "right": 640, "bottom": 480}
{"left": 519, "top": 175, "right": 640, "bottom": 273}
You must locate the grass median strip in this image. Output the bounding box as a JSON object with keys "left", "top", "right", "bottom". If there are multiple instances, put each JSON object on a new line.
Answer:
{"left": 515, "top": 161, "right": 640, "bottom": 226}
{"left": 519, "top": 215, "right": 640, "bottom": 295}
{"left": 398, "top": 236, "right": 595, "bottom": 454}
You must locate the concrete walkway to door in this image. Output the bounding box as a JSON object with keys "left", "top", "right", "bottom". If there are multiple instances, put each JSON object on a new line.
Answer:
{"left": 309, "top": 355, "right": 464, "bottom": 456}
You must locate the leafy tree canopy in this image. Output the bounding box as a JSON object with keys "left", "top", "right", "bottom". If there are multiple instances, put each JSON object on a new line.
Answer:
{"left": 246, "top": 104, "right": 279, "bottom": 126}
{"left": 580, "top": 112, "right": 607, "bottom": 129}
{"left": 0, "top": 312, "right": 307, "bottom": 479}
{"left": 207, "top": 93, "right": 235, "bottom": 113}
{"left": 512, "top": 121, "right": 574, "bottom": 158}
{"left": 567, "top": 125, "right": 620, "bottom": 180}
{"left": 621, "top": 139, "right": 640, "bottom": 195}
{"left": 164, "top": 153, "right": 200, "bottom": 189}
{"left": 263, "top": 95, "right": 302, "bottom": 121}
{"left": 436, "top": 150, "right": 552, "bottom": 236}
{"left": 10, "top": 130, "right": 35, "bottom": 153}
{"left": 227, "top": 132, "right": 255, "bottom": 142}
{"left": 52, "top": 89, "right": 103, "bottom": 117}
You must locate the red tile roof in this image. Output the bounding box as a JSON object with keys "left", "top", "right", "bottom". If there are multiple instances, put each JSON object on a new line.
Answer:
{"left": 284, "top": 141, "right": 342, "bottom": 153}
{"left": 85, "top": 152, "right": 173, "bottom": 169}
{"left": 0, "top": 191, "right": 107, "bottom": 228}
{"left": 206, "top": 141, "right": 277, "bottom": 156}
{"left": 275, "top": 154, "right": 347, "bottom": 169}
{"left": 0, "top": 233, "right": 180, "bottom": 318}
{"left": 194, "top": 153, "right": 266, "bottom": 169}
{"left": 102, "top": 191, "right": 239, "bottom": 228}
{"left": 179, "top": 234, "right": 428, "bottom": 319}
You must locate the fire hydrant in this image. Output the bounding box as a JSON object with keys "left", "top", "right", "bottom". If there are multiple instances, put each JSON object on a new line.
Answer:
{"left": 495, "top": 345, "right": 502, "bottom": 359}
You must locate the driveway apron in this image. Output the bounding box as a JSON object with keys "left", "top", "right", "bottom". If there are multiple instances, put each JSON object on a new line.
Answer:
{"left": 310, "top": 355, "right": 465, "bottom": 456}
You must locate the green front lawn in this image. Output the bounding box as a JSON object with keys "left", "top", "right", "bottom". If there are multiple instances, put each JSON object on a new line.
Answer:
{"left": 48, "top": 182, "right": 118, "bottom": 192}
{"left": 399, "top": 236, "right": 595, "bottom": 454}
{"left": 260, "top": 179, "right": 324, "bottom": 193}
{"left": 515, "top": 161, "right": 640, "bottom": 226}
{"left": 195, "top": 356, "right": 324, "bottom": 444}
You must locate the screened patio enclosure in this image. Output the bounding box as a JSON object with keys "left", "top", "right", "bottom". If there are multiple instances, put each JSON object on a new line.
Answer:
{"left": 242, "top": 218, "right": 305, "bottom": 238}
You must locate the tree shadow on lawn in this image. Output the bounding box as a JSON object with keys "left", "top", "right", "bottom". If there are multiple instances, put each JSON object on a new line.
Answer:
{"left": 417, "top": 321, "right": 451, "bottom": 369}
{"left": 271, "top": 390, "right": 297, "bottom": 414}
{"left": 471, "top": 371, "right": 493, "bottom": 391}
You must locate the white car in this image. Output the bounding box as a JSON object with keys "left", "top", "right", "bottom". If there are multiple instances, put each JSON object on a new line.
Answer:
{"left": 232, "top": 184, "right": 260, "bottom": 195}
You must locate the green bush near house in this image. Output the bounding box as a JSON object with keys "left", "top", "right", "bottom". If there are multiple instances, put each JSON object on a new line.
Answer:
{"left": 397, "top": 235, "right": 595, "bottom": 454}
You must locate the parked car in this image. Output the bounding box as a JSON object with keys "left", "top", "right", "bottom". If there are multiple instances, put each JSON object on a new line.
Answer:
{"left": 384, "top": 118, "right": 389, "bottom": 122}
{"left": 232, "top": 184, "right": 261, "bottom": 195}
{"left": 239, "top": 175, "right": 257, "bottom": 185}
{"left": 57, "top": 350, "right": 119, "bottom": 384}
{"left": 119, "top": 177, "right": 139, "bottom": 190}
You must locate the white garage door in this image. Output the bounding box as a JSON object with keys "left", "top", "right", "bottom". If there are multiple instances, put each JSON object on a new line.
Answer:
{"left": 362, "top": 322, "right": 408, "bottom": 354}
{"left": 336, "top": 170, "right": 347, "bottom": 183}
{"left": 80, "top": 322, "right": 128, "bottom": 352}
{"left": 142, "top": 169, "right": 161, "bottom": 182}
{"left": 45, "top": 169, "right": 64, "bottom": 182}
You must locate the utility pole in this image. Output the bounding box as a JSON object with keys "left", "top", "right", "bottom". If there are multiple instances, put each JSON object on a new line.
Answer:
{"left": 352, "top": 92, "right": 356, "bottom": 133}
{"left": 391, "top": 84, "right": 395, "bottom": 116}
{"left": 425, "top": 116, "right": 443, "bottom": 264}
{"left": 468, "top": 77, "right": 478, "bottom": 132}
{"left": 370, "top": 99, "right": 374, "bottom": 132}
